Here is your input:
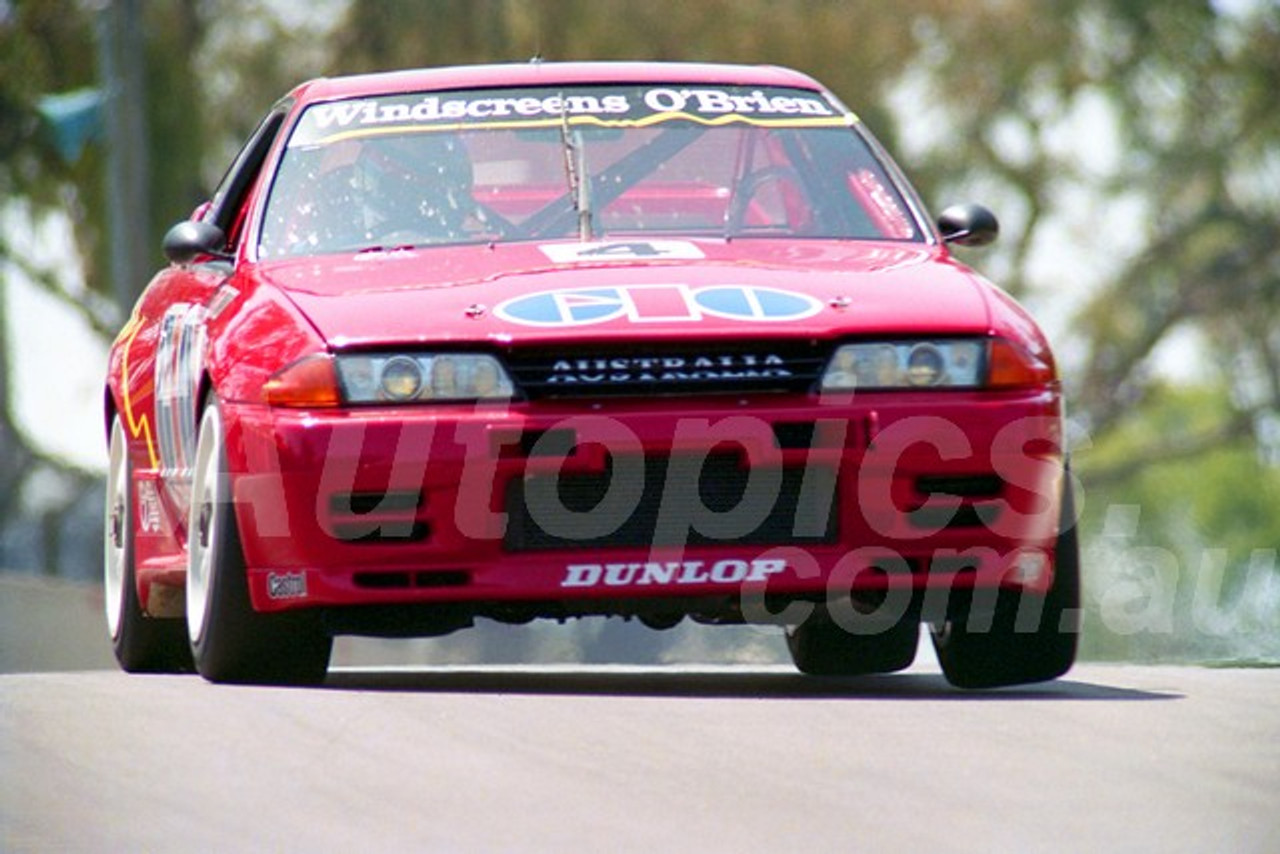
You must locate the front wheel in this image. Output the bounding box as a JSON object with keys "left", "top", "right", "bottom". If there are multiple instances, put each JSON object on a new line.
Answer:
{"left": 104, "top": 415, "right": 192, "bottom": 673}
{"left": 930, "top": 479, "right": 1081, "bottom": 689}
{"left": 786, "top": 611, "right": 919, "bottom": 676}
{"left": 186, "top": 397, "right": 331, "bottom": 685}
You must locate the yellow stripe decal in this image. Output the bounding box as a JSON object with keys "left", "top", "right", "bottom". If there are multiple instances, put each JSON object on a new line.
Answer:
{"left": 117, "top": 311, "right": 160, "bottom": 470}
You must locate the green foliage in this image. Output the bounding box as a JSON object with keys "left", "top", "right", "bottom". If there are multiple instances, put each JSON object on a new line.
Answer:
{"left": 1078, "top": 383, "right": 1280, "bottom": 660}
{"left": 143, "top": 3, "right": 209, "bottom": 231}
{"left": 0, "top": 1, "right": 100, "bottom": 202}
{"left": 329, "top": 0, "right": 926, "bottom": 149}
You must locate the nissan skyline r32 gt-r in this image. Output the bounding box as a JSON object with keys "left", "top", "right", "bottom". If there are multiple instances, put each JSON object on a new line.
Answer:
{"left": 103, "top": 61, "right": 1079, "bottom": 687}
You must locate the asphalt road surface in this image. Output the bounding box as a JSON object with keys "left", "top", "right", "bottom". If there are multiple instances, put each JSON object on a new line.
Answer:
{"left": 2, "top": 661, "right": 1277, "bottom": 852}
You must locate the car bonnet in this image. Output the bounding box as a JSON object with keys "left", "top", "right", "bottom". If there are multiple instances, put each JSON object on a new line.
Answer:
{"left": 258, "top": 238, "right": 995, "bottom": 349}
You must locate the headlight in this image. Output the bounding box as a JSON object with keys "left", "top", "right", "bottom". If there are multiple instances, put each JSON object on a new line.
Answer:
{"left": 820, "top": 340, "right": 986, "bottom": 390}
{"left": 336, "top": 353, "right": 515, "bottom": 403}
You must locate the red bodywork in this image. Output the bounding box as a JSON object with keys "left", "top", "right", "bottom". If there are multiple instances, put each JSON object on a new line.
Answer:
{"left": 105, "top": 63, "right": 1065, "bottom": 632}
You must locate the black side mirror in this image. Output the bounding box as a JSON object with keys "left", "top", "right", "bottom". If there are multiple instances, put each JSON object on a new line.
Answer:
{"left": 162, "top": 220, "right": 232, "bottom": 265}
{"left": 937, "top": 204, "right": 999, "bottom": 247}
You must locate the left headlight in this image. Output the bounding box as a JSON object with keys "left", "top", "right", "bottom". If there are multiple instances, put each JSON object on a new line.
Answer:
{"left": 264, "top": 352, "right": 516, "bottom": 407}
{"left": 336, "top": 353, "right": 515, "bottom": 404}
{"left": 820, "top": 340, "right": 986, "bottom": 390}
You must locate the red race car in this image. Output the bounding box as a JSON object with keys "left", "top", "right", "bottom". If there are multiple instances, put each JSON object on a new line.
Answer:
{"left": 103, "top": 61, "right": 1078, "bottom": 687}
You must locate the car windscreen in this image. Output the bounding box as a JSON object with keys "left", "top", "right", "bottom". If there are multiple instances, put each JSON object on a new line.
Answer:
{"left": 258, "top": 85, "right": 922, "bottom": 257}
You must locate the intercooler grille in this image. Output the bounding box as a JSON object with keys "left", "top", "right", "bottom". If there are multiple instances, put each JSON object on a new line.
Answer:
{"left": 505, "top": 452, "right": 838, "bottom": 551}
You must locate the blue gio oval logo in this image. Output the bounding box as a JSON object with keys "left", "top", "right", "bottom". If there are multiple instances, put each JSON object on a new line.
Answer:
{"left": 493, "top": 284, "right": 823, "bottom": 327}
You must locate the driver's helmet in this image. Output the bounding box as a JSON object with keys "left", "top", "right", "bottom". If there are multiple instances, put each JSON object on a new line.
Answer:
{"left": 352, "top": 132, "right": 474, "bottom": 240}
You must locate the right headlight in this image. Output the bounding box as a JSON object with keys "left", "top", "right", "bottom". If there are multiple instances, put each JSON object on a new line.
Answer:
{"left": 820, "top": 338, "right": 1053, "bottom": 391}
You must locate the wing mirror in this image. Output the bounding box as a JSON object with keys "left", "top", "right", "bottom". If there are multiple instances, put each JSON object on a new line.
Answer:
{"left": 937, "top": 204, "right": 999, "bottom": 247}
{"left": 162, "top": 220, "right": 233, "bottom": 265}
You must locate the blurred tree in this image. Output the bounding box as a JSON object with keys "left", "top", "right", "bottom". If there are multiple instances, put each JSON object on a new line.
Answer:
{"left": 0, "top": 0, "right": 104, "bottom": 567}
{"left": 0, "top": 0, "right": 324, "bottom": 572}
{"left": 330, "top": 0, "right": 930, "bottom": 148}
{"left": 893, "top": 0, "right": 1280, "bottom": 656}
{"left": 1, "top": 0, "right": 1277, "bottom": 659}
{"left": 1080, "top": 385, "right": 1280, "bottom": 660}
{"left": 899, "top": 2, "right": 1280, "bottom": 432}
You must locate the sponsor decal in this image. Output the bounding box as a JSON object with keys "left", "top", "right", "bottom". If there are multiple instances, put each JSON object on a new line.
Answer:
{"left": 494, "top": 284, "right": 822, "bottom": 328}
{"left": 561, "top": 558, "right": 788, "bottom": 588}
{"left": 310, "top": 93, "right": 631, "bottom": 129}
{"left": 539, "top": 240, "right": 705, "bottom": 264}
{"left": 137, "top": 479, "right": 163, "bottom": 534}
{"left": 547, "top": 352, "right": 791, "bottom": 386}
{"left": 267, "top": 571, "right": 308, "bottom": 600}
{"left": 291, "top": 85, "right": 849, "bottom": 147}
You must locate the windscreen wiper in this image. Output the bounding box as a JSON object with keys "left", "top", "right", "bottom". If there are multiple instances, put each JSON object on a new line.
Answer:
{"left": 559, "top": 103, "right": 594, "bottom": 241}
{"left": 524, "top": 124, "right": 706, "bottom": 240}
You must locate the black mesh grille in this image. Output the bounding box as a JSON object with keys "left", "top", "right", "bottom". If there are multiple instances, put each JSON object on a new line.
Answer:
{"left": 505, "top": 453, "right": 838, "bottom": 551}
{"left": 504, "top": 341, "right": 825, "bottom": 399}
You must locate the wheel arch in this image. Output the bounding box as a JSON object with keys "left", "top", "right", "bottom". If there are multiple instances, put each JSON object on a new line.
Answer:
{"left": 104, "top": 385, "right": 119, "bottom": 447}
{"left": 195, "top": 369, "right": 216, "bottom": 415}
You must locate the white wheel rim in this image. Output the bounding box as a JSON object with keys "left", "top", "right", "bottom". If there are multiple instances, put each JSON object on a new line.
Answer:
{"left": 104, "top": 418, "right": 128, "bottom": 640}
{"left": 186, "top": 404, "right": 224, "bottom": 645}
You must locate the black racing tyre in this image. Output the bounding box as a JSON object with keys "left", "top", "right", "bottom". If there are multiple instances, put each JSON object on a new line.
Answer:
{"left": 104, "top": 415, "right": 194, "bottom": 673}
{"left": 786, "top": 611, "right": 920, "bottom": 676}
{"left": 931, "top": 478, "right": 1081, "bottom": 690}
{"left": 186, "top": 397, "right": 331, "bottom": 685}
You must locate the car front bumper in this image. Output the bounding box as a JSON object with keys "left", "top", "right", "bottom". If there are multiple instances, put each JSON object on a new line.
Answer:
{"left": 223, "top": 388, "right": 1067, "bottom": 617}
